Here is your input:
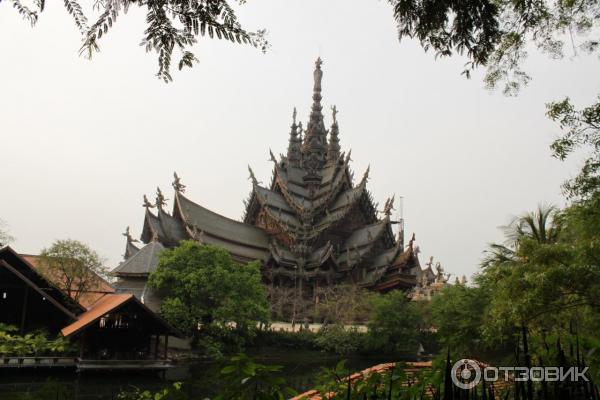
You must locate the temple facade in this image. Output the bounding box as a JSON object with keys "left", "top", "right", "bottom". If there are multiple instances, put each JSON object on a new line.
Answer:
{"left": 114, "top": 59, "right": 424, "bottom": 307}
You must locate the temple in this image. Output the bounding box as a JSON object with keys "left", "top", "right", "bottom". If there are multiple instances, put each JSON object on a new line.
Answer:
{"left": 114, "top": 59, "right": 424, "bottom": 306}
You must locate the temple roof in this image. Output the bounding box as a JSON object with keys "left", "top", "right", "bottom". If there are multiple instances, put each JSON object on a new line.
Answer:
{"left": 174, "top": 192, "right": 270, "bottom": 252}
{"left": 119, "top": 58, "right": 424, "bottom": 295}
{"left": 113, "top": 240, "right": 165, "bottom": 277}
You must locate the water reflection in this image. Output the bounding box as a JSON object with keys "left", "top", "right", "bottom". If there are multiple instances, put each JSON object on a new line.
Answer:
{"left": 0, "top": 349, "right": 401, "bottom": 399}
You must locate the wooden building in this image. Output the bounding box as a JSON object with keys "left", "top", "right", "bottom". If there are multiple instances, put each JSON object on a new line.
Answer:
{"left": 0, "top": 246, "right": 181, "bottom": 368}
{"left": 115, "top": 58, "right": 424, "bottom": 307}
{"left": 0, "top": 246, "right": 82, "bottom": 335}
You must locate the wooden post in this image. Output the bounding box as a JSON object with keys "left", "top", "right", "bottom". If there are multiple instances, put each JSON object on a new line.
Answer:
{"left": 19, "top": 286, "right": 29, "bottom": 334}
{"left": 79, "top": 331, "right": 85, "bottom": 359}
{"left": 154, "top": 334, "right": 159, "bottom": 360}
{"left": 163, "top": 335, "right": 169, "bottom": 359}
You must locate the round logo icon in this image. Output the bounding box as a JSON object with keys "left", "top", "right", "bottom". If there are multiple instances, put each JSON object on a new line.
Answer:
{"left": 451, "top": 359, "right": 482, "bottom": 389}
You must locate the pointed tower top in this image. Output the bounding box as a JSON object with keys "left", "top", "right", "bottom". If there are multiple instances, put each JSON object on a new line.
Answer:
{"left": 302, "top": 58, "right": 328, "bottom": 181}
{"left": 287, "top": 107, "right": 302, "bottom": 166}
{"left": 313, "top": 57, "right": 323, "bottom": 93}
{"left": 327, "top": 105, "right": 341, "bottom": 163}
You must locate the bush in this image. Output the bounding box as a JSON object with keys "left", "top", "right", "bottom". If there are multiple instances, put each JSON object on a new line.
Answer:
{"left": 314, "top": 325, "right": 366, "bottom": 355}
{"left": 0, "top": 323, "right": 74, "bottom": 357}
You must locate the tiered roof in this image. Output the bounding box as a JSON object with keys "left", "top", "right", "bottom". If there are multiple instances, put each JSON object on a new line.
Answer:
{"left": 114, "top": 59, "right": 422, "bottom": 293}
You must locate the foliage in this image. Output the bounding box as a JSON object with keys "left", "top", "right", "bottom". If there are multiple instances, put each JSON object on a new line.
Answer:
{"left": 148, "top": 241, "right": 269, "bottom": 349}
{"left": 253, "top": 329, "right": 319, "bottom": 350}
{"left": 314, "top": 284, "right": 375, "bottom": 325}
{"left": 216, "top": 353, "right": 297, "bottom": 400}
{"left": 268, "top": 283, "right": 374, "bottom": 325}
{"left": 548, "top": 96, "right": 600, "bottom": 200}
{"left": 429, "top": 284, "right": 490, "bottom": 357}
{"left": 388, "top": 0, "right": 600, "bottom": 95}
{"left": 0, "top": 323, "right": 74, "bottom": 356}
{"left": 39, "top": 239, "right": 108, "bottom": 302}
{"left": 0, "top": 218, "right": 14, "bottom": 246}
{"left": 366, "top": 290, "right": 421, "bottom": 354}
{"left": 8, "top": 0, "right": 267, "bottom": 82}
{"left": 314, "top": 325, "right": 366, "bottom": 355}
{"left": 117, "top": 382, "right": 187, "bottom": 400}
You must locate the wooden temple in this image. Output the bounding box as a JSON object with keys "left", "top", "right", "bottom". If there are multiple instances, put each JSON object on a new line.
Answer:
{"left": 115, "top": 58, "right": 423, "bottom": 305}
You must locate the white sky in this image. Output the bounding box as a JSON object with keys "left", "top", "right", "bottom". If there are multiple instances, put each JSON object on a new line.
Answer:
{"left": 1, "top": 0, "right": 598, "bottom": 279}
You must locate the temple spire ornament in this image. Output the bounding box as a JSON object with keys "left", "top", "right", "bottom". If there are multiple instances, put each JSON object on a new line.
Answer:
{"left": 327, "top": 105, "right": 341, "bottom": 162}
{"left": 122, "top": 226, "right": 139, "bottom": 243}
{"left": 302, "top": 58, "right": 328, "bottom": 184}
{"left": 287, "top": 107, "right": 302, "bottom": 166}
{"left": 172, "top": 172, "right": 186, "bottom": 193}
{"left": 156, "top": 187, "right": 167, "bottom": 209}
{"left": 143, "top": 195, "right": 155, "bottom": 209}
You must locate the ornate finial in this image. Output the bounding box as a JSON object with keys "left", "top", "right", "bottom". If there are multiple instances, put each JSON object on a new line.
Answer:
{"left": 172, "top": 172, "right": 186, "bottom": 193}
{"left": 269, "top": 149, "right": 277, "bottom": 163}
{"left": 362, "top": 165, "right": 371, "bottom": 183}
{"left": 313, "top": 58, "right": 323, "bottom": 95}
{"left": 408, "top": 233, "right": 416, "bottom": 249}
{"left": 156, "top": 187, "right": 168, "bottom": 209}
{"left": 122, "top": 226, "right": 139, "bottom": 243}
{"left": 382, "top": 195, "right": 395, "bottom": 217}
{"left": 292, "top": 107, "right": 297, "bottom": 125}
{"left": 143, "top": 194, "right": 155, "bottom": 209}
{"left": 247, "top": 165, "right": 259, "bottom": 185}
{"left": 331, "top": 105, "right": 338, "bottom": 124}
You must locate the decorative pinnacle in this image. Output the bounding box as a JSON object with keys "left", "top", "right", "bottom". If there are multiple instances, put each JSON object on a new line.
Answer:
{"left": 156, "top": 187, "right": 168, "bottom": 209}
{"left": 292, "top": 107, "right": 297, "bottom": 125}
{"left": 331, "top": 105, "right": 338, "bottom": 124}
{"left": 172, "top": 172, "right": 186, "bottom": 193}
{"left": 247, "top": 165, "right": 258, "bottom": 185}
{"left": 143, "top": 194, "right": 155, "bottom": 209}
{"left": 269, "top": 149, "right": 277, "bottom": 163}
{"left": 313, "top": 57, "right": 323, "bottom": 102}
{"left": 122, "top": 226, "right": 139, "bottom": 243}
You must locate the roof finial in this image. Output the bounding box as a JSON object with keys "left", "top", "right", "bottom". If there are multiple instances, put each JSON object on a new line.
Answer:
{"left": 122, "top": 226, "right": 139, "bottom": 243}
{"left": 314, "top": 57, "right": 323, "bottom": 94}
{"left": 287, "top": 109, "right": 302, "bottom": 166}
{"left": 327, "top": 105, "right": 341, "bottom": 162}
{"left": 156, "top": 187, "right": 168, "bottom": 209}
{"left": 247, "top": 165, "right": 259, "bottom": 185}
{"left": 172, "top": 172, "right": 186, "bottom": 193}
{"left": 143, "top": 194, "right": 155, "bottom": 209}
{"left": 331, "top": 105, "right": 338, "bottom": 124}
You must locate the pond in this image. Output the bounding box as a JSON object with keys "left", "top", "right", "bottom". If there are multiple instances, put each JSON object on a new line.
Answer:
{"left": 0, "top": 348, "right": 404, "bottom": 399}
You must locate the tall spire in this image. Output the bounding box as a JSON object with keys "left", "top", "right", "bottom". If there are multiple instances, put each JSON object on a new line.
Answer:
{"left": 287, "top": 107, "right": 302, "bottom": 166}
{"left": 302, "top": 58, "right": 328, "bottom": 184}
{"left": 327, "top": 105, "right": 340, "bottom": 163}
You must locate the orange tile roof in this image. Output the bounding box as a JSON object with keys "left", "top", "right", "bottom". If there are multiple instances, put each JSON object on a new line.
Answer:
{"left": 291, "top": 361, "right": 432, "bottom": 400}
{"left": 21, "top": 254, "right": 115, "bottom": 309}
{"left": 61, "top": 294, "right": 133, "bottom": 337}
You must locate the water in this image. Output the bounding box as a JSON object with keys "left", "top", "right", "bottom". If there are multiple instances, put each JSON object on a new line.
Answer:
{"left": 0, "top": 349, "right": 399, "bottom": 399}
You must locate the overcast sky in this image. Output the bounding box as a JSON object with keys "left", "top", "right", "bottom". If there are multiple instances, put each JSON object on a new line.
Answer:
{"left": 1, "top": 0, "right": 598, "bottom": 279}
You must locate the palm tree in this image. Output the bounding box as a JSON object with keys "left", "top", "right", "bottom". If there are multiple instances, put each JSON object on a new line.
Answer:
{"left": 482, "top": 204, "right": 560, "bottom": 268}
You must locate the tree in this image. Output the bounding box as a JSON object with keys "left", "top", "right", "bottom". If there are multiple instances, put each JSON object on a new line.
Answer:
{"left": 8, "top": 0, "right": 267, "bottom": 82}
{"left": 429, "top": 284, "right": 491, "bottom": 357}
{"left": 388, "top": 0, "right": 600, "bottom": 95}
{"left": 0, "top": 219, "right": 14, "bottom": 247}
{"left": 315, "top": 284, "right": 374, "bottom": 325}
{"left": 39, "top": 239, "right": 108, "bottom": 301}
{"left": 147, "top": 241, "right": 269, "bottom": 342}
{"left": 548, "top": 96, "right": 600, "bottom": 200}
{"left": 366, "top": 290, "right": 421, "bottom": 354}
